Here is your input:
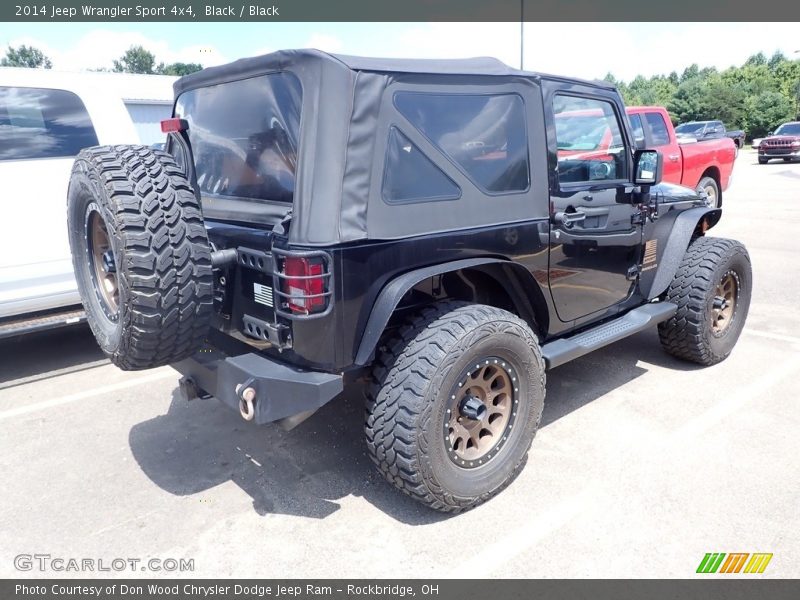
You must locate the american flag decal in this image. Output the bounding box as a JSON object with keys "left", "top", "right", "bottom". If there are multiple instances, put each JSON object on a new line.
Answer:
{"left": 642, "top": 239, "right": 658, "bottom": 271}
{"left": 253, "top": 282, "right": 274, "bottom": 307}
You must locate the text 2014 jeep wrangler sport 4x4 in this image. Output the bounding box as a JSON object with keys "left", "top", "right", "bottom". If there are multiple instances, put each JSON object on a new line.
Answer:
{"left": 68, "top": 51, "right": 752, "bottom": 512}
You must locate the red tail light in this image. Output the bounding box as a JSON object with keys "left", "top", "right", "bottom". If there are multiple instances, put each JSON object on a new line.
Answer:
{"left": 282, "top": 257, "right": 326, "bottom": 314}
{"left": 160, "top": 118, "right": 188, "bottom": 133}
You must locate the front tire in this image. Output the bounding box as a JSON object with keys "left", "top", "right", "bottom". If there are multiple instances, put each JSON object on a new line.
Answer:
{"left": 758, "top": 157, "right": 768, "bottom": 164}
{"left": 365, "top": 302, "right": 545, "bottom": 512}
{"left": 658, "top": 237, "right": 752, "bottom": 366}
{"left": 67, "top": 145, "right": 214, "bottom": 370}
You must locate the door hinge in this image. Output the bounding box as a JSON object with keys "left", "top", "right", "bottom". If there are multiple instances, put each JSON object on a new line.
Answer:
{"left": 626, "top": 265, "right": 640, "bottom": 281}
{"left": 631, "top": 209, "right": 647, "bottom": 226}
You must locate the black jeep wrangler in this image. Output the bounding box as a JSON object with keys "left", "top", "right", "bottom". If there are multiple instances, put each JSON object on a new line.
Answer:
{"left": 67, "top": 50, "right": 752, "bottom": 512}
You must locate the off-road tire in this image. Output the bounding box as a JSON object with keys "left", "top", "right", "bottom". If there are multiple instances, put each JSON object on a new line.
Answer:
{"left": 365, "top": 302, "right": 545, "bottom": 512}
{"left": 658, "top": 237, "right": 752, "bottom": 366}
{"left": 67, "top": 145, "right": 213, "bottom": 370}
{"left": 696, "top": 176, "right": 720, "bottom": 208}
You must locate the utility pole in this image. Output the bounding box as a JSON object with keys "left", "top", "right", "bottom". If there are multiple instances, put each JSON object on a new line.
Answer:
{"left": 520, "top": 0, "right": 524, "bottom": 70}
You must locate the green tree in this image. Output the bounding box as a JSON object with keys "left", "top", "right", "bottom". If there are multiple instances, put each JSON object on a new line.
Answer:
{"left": 1, "top": 44, "right": 52, "bottom": 69}
{"left": 113, "top": 45, "right": 157, "bottom": 74}
{"left": 606, "top": 52, "right": 800, "bottom": 139}
{"left": 157, "top": 62, "right": 203, "bottom": 76}
{"left": 667, "top": 78, "right": 710, "bottom": 122}
{"left": 742, "top": 91, "right": 795, "bottom": 138}
{"left": 745, "top": 52, "right": 767, "bottom": 67}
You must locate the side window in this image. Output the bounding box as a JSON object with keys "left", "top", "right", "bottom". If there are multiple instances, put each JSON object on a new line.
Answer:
{"left": 394, "top": 92, "right": 529, "bottom": 194}
{"left": 628, "top": 113, "right": 645, "bottom": 146}
{"left": 553, "top": 95, "right": 628, "bottom": 185}
{"left": 382, "top": 127, "right": 461, "bottom": 204}
{"left": 0, "top": 86, "right": 98, "bottom": 161}
{"left": 644, "top": 112, "right": 671, "bottom": 146}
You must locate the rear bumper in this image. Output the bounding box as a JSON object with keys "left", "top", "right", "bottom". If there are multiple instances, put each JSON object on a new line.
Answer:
{"left": 172, "top": 347, "right": 344, "bottom": 425}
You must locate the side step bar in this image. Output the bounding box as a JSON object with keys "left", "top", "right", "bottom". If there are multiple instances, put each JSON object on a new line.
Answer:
{"left": 0, "top": 307, "right": 86, "bottom": 340}
{"left": 542, "top": 302, "right": 678, "bottom": 369}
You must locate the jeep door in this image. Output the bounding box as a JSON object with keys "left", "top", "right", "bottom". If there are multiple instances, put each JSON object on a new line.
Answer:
{"left": 544, "top": 84, "right": 643, "bottom": 322}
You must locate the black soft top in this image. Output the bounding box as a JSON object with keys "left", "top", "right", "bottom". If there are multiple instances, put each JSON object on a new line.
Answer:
{"left": 173, "top": 49, "right": 612, "bottom": 96}
{"left": 172, "top": 50, "right": 614, "bottom": 246}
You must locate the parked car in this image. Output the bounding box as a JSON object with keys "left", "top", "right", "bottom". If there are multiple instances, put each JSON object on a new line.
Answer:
{"left": 757, "top": 121, "right": 800, "bottom": 163}
{"left": 67, "top": 50, "right": 751, "bottom": 512}
{"left": 0, "top": 68, "right": 175, "bottom": 338}
{"left": 619, "top": 107, "right": 735, "bottom": 207}
{"left": 675, "top": 120, "right": 746, "bottom": 150}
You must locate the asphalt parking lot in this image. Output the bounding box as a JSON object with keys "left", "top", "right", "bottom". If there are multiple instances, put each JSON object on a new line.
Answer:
{"left": 2, "top": 150, "right": 798, "bottom": 579}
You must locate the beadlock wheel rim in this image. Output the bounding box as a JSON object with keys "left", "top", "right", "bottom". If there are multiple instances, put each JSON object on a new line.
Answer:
{"left": 444, "top": 357, "right": 519, "bottom": 469}
{"left": 86, "top": 206, "right": 119, "bottom": 318}
{"left": 712, "top": 270, "right": 738, "bottom": 335}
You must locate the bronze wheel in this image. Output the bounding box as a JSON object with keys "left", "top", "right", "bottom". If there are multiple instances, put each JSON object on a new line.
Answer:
{"left": 444, "top": 357, "right": 518, "bottom": 469}
{"left": 86, "top": 204, "right": 119, "bottom": 319}
{"left": 712, "top": 270, "right": 738, "bottom": 335}
{"left": 365, "top": 302, "right": 545, "bottom": 512}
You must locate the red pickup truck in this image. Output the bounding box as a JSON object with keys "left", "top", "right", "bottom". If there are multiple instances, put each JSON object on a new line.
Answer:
{"left": 626, "top": 106, "right": 736, "bottom": 208}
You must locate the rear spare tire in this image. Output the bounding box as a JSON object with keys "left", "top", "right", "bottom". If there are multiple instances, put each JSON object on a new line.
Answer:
{"left": 67, "top": 145, "right": 213, "bottom": 370}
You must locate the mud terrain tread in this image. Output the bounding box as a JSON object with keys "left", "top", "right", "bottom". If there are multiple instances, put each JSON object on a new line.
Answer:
{"left": 364, "top": 302, "right": 544, "bottom": 512}
{"left": 658, "top": 236, "right": 749, "bottom": 365}
{"left": 76, "top": 145, "right": 213, "bottom": 369}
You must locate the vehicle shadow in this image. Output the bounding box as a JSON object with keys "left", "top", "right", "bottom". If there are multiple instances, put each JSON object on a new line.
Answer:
{"left": 128, "top": 328, "right": 700, "bottom": 524}
{"left": 0, "top": 324, "right": 107, "bottom": 388}
{"left": 128, "top": 382, "right": 451, "bottom": 525}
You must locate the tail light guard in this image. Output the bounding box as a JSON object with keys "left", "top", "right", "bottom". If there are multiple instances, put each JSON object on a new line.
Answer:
{"left": 271, "top": 247, "right": 334, "bottom": 320}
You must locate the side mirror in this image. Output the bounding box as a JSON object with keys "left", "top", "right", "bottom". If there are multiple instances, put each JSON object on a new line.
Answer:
{"left": 634, "top": 149, "right": 663, "bottom": 186}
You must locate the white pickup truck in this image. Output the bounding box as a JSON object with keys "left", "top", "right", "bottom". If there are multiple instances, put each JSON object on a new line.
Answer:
{"left": 0, "top": 68, "right": 175, "bottom": 338}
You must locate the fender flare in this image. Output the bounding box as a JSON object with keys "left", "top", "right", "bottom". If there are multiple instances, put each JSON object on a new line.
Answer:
{"left": 353, "top": 257, "right": 541, "bottom": 366}
{"left": 641, "top": 206, "right": 722, "bottom": 300}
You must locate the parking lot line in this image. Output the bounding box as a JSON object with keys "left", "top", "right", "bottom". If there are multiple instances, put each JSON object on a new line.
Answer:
{"left": 668, "top": 353, "right": 800, "bottom": 442}
{"left": 0, "top": 369, "right": 174, "bottom": 422}
{"left": 743, "top": 328, "right": 800, "bottom": 345}
{"left": 447, "top": 486, "right": 597, "bottom": 578}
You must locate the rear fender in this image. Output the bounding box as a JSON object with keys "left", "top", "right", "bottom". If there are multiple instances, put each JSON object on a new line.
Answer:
{"left": 353, "top": 258, "right": 546, "bottom": 366}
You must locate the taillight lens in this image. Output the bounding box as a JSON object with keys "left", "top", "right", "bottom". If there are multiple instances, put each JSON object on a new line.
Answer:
{"left": 160, "top": 118, "right": 188, "bottom": 133}
{"left": 282, "top": 257, "right": 325, "bottom": 314}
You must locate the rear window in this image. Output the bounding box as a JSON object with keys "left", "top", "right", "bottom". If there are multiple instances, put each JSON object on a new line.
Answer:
{"left": 644, "top": 112, "right": 671, "bottom": 145}
{"left": 0, "top": 86, "right": 98, "bottom": 161}
{"left": 175, "top": 72, "right": 302, "bottom": 204}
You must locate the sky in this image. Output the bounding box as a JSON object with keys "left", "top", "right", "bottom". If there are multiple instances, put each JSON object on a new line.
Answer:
{"left": 0, "top": 22, "right": 798, "bottom": 82}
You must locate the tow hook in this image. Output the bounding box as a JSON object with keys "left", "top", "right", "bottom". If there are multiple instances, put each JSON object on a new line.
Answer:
{"left": 236, "top": 380, "right": 257, "bottom": 421}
